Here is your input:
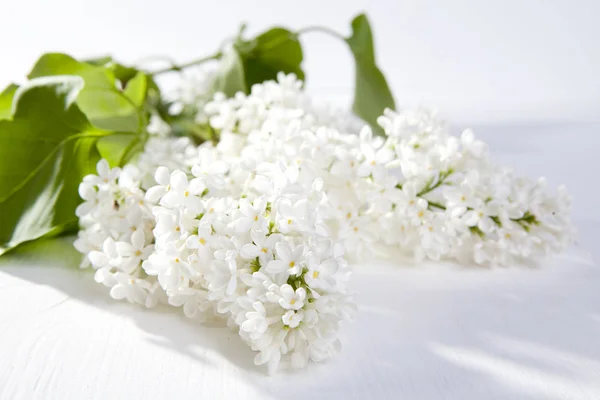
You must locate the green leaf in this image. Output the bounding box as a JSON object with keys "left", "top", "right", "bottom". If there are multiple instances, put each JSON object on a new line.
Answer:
{"left": 0, "top": 84, "right": 18, "bottom": 120}
{"left": 84, "top": 56, "right": 140, "bottom": 87}
{"left": 346, "top": 14, "right": 395, "bottom": 134}
{"left": 96, "top": 133, "right": 139, "bottom": 167}
{"left": 0, "top": 76, "right": 109, "bottom": 255}
{"left": 28, "top": 53, "right": 144, "bottom": 132}
{"left": 211, "top": 48, "right": 247, "bottom": 97}
{"left": 211, "top": 27, "right": 305, "bottom": 97}
{"left": 240, "top": 27, "right": 305, "bottom": 87}
{"left": 123, "top": 72, "right": 148, "bottom": 107}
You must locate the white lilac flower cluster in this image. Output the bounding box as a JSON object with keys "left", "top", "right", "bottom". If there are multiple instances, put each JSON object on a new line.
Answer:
{"left": 202, "top": 74, "right": 573, "bottom": 264}
{"left": 74, "top": 72, "right": 573, "bottom": 373}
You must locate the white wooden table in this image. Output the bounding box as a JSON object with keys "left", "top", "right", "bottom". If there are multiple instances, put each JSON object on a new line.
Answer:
{"left": 1, "top": 123, "right": 599, "bottom": 400}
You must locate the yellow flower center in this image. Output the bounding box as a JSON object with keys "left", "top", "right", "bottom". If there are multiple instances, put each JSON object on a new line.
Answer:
{"left": 289, "top": 261, "right": 295, "bottom": 268}
{"left": 353, "top": 226, "right": 359, "bottom": 232}
{"left": 166, "top": 184, "right": 171, "bottom": 191}
{"left": 135, "top": 250, "right": 142, "bottom": 256}
{"left": 417, "top": 211, "right": 424, "bottom": 218}
{"left": 287, "top": 219, "right": 292, "bottom": 225}
{"left": 261, "top": 248, "right": 268, "bottom": 253}
{"left": 199, "top": 237, "right": 206, "bottom": 245}
{"left": 346, "top": 212, "right": 352, "bottom": 219}
{"left": 505, "top": 233, "right": 511, "bottom": 239}
{"left": 461, "top": 195, "right": 466, "bottom": 202}
{"left": 312, "top": 271, "right": 319, "bottom": 279}
{"left": 184, "top": 190, "right": 189, "bottom": 197}
{"left": 175, "top": 258, "right": 180, "bottom": 263}
{"left": 290, "top": 299, "right": 296, "bottom": 305}
{"left": 254, "top": 215, "right": 259, "bottom": 221}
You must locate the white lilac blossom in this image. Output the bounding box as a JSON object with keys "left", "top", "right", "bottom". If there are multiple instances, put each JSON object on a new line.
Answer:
{"left": 74, "top": 72, "right": 573, "bottom": 373}
{"left": 202, "top": 75, "right": 573, "bottom": 264}
{"left": 141, "top": 162, "right": 355, "bottom": 374}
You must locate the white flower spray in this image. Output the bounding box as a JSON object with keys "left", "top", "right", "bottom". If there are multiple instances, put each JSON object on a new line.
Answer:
{"left": 74, "top": 73, "right": 573, "bottom": 373}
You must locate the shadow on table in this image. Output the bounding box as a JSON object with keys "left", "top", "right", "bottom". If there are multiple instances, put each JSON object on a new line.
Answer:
{"left": 0, "top": 236, "right": 258, "bottom": 374}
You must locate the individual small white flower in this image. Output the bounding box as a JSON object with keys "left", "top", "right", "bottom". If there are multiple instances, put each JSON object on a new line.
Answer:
{"left": 160, "top": 170, "right": 204, "bottom": 213}
{"left": 239, "top": 230, "right": 280, "bottom": 264}
{"left": 233, "top": 198, "right": 268, "bottom": 233}
{"left": 275, "top": 198, "right": 308, "bottom": 233}
{"left": 397, "top": 181, "right": 429, "bottom": 221}
{"left": 278, "top": 284, "right": 306, "bottom": 310}
{"left": 153, "top": 210, "right": 183, "bottom": 245}
{"left": 88, "top": 237, "right": 120, "bottom": 269}
{"left": 463, "top": 201, "right": 498, "bottom": 234}
{"left": 304, "top": 258, "right": 339, "bottom": 289}
{"left": 109, "top": 272, "right": 149, "bottom": 305}
{"left": 356, "top": 127, "right": 395, "bottom": 180}
{"left": 145, "top": 166, "right": 170, "bottom": 202}
{"left": 115, "top": 230, "right": 154, "bottom": 273}
{"left": 168, "top": 287, "right": 212, "bottom": 320}
{"left": 266, "top": 242, "right": 305, "bottom": 275}
{"left": 83, "top": 159, "right": 121, "bottom": 187}
{"left": 282, "top": 309, "right": 303, "bottom": 328}
{"left": 143, "top": 244, "right": 197, "bottom": 290}
{"left": 240, "top": 301, "right": 269, "bottom": 337}
{"left": 443, "top": 181, "right": 474, "bottom": 215}
{"left": 75, "top": 182, "right": 101, "bottom": 217}
{"left": 184, "top": 222, "right": 214, "bottom": 259}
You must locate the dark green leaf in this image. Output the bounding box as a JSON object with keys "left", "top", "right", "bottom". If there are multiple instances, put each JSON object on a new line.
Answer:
{"left": 211, "top": 27, "right": 305, "bottom": 97}
{"left": 346, "top": 14, "right": 395, "bottom": 134}
{"left": 0, "top": 76, "right": 111, "bottom": 255}
{"left": 0, "top": 84, "right": 18, "bottom": 120}
{"left": 240, "top": 27, "right": 304, "bottom": 88}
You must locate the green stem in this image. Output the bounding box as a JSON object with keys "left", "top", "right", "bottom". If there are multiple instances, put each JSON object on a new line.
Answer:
{"left": 150, "top": 51, "right": 223, "bottom": 76}
{"left": 296, "top": 26, "right": 345, "bottom": 41}
{"left": 418, "top": 170, "right": 453, "bottom": 197}
{"left": 427, "top": 201, "right": 446, "bottom": 210}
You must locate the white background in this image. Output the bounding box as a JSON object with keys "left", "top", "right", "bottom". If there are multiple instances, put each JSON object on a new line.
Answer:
{"left": 1, "top": 2, "right": 600, "bottom": 399}
{"left": 1, "top": 0, "right": 599, "bottom": 124}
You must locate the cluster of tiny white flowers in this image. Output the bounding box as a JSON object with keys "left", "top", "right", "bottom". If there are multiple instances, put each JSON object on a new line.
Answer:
{"left": 143, "top": 160, "right": 354, "bottom": 373}
{"left": 74, "top": 72, "right": 573, "bottom": 373}
{"left": 202, "top": 74, "right": 574, "bottom": 264}
{"left": 73, "top": 160, "right": 166, "bottom": 307}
